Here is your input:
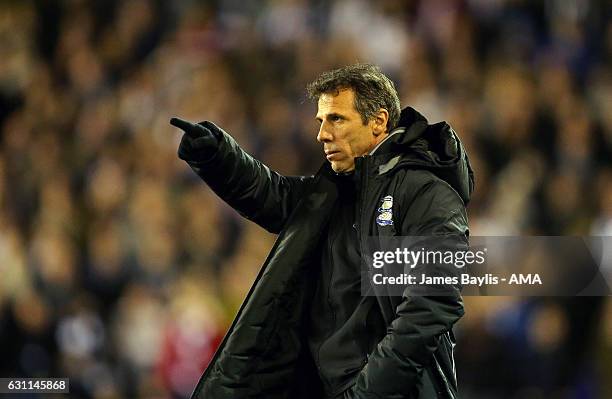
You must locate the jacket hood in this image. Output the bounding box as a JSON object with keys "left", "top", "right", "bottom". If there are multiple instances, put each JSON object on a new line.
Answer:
{"left": 370, "top": 107, "right": 475, "bottom": 205}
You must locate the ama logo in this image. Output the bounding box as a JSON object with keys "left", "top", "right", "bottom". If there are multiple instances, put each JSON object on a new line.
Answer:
{"left": 376, "top": 195, "right": 394, "bottom": 226}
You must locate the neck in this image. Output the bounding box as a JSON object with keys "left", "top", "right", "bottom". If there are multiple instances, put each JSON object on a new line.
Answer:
{"left": 368, "top": 131, "right": 389, "bottom": 152}
{"left": 375, "top": 131, "right": 389, "bottom": 145}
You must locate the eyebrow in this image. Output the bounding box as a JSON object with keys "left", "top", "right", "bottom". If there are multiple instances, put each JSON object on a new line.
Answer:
{"left": 315, "top": 112, "right": 345, "bottom": 122}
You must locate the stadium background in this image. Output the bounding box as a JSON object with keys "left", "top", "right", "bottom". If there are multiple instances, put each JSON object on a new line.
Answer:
{"left": 0, "top": 0, "right": 610, "bottom": 398}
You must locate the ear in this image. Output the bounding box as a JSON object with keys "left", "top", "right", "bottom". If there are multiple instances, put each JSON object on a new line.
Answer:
{"left": 372, "top": 109, "right": 389, "bottom": 136}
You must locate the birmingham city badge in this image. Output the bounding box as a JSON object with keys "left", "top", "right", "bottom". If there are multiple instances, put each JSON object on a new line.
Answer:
{"left": 376, "top": 195, "right": 394, "bottom": 226}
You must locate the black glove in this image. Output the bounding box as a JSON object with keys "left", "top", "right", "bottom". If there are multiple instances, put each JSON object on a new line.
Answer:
{"left": 170, "top": 117, "right": 221, "bottom": 163}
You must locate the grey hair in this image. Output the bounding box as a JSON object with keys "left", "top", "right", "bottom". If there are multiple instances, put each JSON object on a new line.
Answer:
{"left": 306, "top": 63, "right": 401, "bottom": 131}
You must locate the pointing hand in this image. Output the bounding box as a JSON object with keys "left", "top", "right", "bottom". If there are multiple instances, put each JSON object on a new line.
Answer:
{"left": 170, "top": 117, "right": 221, "bottom": 162}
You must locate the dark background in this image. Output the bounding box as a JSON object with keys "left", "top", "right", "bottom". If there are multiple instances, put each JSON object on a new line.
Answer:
{"left": 0, "top": 0, "right": 610, "bottom": 398}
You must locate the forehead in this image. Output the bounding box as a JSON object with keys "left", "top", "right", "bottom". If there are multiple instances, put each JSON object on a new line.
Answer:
{"left": 316, "top": 88, "right": 357, "bottom": 116}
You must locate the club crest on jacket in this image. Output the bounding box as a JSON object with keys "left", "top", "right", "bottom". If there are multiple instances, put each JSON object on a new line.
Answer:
{"left": 376, "top": 195, "right": 394, "bottom": 226}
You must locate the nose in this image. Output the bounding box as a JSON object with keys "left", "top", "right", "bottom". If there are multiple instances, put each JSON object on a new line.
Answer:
{"left": 317, "top": 122, "right": 333, "bottom": 143}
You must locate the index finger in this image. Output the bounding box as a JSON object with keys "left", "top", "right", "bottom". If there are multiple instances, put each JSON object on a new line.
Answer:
{"left": 170, "top": 117, "right": 196, "bottom": 133}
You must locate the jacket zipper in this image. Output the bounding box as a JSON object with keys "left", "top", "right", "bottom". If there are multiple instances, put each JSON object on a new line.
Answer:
{"left": 355, "top": 156, "right": 368, "bottom": 235}
{"left": 315, "top": 222, "right": 338, "bottom": 388}
{"left": 356, "top": 156, "right": 372, "bottom": 369}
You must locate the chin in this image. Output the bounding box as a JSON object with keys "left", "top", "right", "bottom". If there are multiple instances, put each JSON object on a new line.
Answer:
{"left": 330, "top": 162, "right": 343, "bottom": 173}
{"left": 331, "top": 162, "right": 352, "bottom": 174}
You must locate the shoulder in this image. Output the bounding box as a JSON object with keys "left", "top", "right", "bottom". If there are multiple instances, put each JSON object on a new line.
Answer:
{"left": 395, "top": 169, "right": 464, "bottom": 209}
{"left": 394, "top": 169, "right": 468, "bottom": 235}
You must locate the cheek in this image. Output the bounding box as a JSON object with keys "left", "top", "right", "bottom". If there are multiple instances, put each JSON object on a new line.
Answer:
{"left": 334, "top": 129, "right": 352, "bottom": 152}
{"left": 347, "top": 129, "right": 371, "bottom": 155}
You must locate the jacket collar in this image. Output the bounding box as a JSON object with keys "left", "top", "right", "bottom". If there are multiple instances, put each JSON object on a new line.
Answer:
{"left": 369, "top": 127, "right": 406, "bottom": 155}
{"left": 367, "top": 107, "right": 475, "bottom": 205}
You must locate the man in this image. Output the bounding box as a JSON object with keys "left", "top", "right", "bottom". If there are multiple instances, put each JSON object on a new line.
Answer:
{"left": 171, "top": 64, "right": 474, "bottom": 399}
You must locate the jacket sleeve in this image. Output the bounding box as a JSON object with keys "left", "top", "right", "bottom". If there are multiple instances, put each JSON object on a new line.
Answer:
{"left": 347, "top": 179, "right": 468, "bottom": 399}
{"left": 185, "top": 128, "right": 313, "bottom": 234}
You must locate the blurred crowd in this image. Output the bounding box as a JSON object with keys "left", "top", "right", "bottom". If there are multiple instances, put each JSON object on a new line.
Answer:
{"left": 0, "top": 0, "right": 610, "bottom": 398}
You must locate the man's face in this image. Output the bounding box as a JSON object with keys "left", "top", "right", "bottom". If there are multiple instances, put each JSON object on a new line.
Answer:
{"left": 316, "top": 89, "right": 380, "bottom": 173}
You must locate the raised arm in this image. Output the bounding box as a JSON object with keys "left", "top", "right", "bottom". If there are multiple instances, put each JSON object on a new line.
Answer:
{"left": 171, "top": 118, "right": 312, "bottom": 234}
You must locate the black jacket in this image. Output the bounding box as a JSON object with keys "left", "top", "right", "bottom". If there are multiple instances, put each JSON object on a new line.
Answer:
{"left": 184, "top": 107, "right": 474, "bottom": 399}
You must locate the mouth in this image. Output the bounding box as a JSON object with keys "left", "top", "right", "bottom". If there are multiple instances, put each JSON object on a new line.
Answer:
{"left": 325, "top": 150, "right": 341, "bottom": 160}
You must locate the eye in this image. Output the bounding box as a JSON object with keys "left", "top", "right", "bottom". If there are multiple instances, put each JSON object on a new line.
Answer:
{"left": 331, "top": 115, "right": 341, "bottom": 122}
